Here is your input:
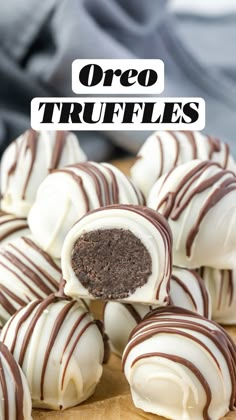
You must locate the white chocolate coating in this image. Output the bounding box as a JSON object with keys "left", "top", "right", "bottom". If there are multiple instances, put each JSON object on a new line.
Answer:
{"left": 199, "top": 267, "right": 236, "bottom": 325}
{"left": 1, "top": 295, "right": 104, "bottom": 410}
{"left": 0, "top": 235, "right": 61, "bottom": 325}
{"left": 28, "top": 162, "right": 144, "bottom": 258}
{"left": 0, "top": 342, "right": 32, "bottom": 420}
{"left": 123, "top": 307, "right": 236, "bottom": 420}
{"left": 131, "top": 131, "right": 236, "bottom": 198}
{"left": 104, "top": 267, "right": 211, "bottom": 357}
{"left": 1, "top": 130, "right": 87, "bottom": 217}
{"left": 148, "top": 160, "right": 236, "bottom": 269}
{"left": 62, "top": 205, "right": 172, "bottom": 305}
{"left": 0, "top": 212, "right": 30, "bottom": 245}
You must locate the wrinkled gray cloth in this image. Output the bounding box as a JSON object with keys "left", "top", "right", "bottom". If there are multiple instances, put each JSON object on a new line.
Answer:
{"left": 0, "top": 0, "right": 236, "bottom": 159}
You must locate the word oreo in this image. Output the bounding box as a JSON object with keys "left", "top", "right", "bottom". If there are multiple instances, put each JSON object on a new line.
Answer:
{"left": 31, "top": 59, "right": 205, "bottom": 130}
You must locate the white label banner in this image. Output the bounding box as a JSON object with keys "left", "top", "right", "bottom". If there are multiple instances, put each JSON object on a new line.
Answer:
{"left": 72, "top": 59, "right": 164, "bottom": 94}
{"left": 31, "top": 97, "right": 205, "bottom": 131}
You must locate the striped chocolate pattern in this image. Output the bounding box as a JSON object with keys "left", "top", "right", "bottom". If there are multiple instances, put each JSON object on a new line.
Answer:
{"left": 28, "top": 162, "right": 144, "bottom": 258}
{"left": 199, "top": 267, "right": 236, "bottom": 325}
{"left": 131, "top": 131, "right": 235, "bottom": 198}
{"left": 0, "top": 212, "right": 29, "bottom": 244}
{"left": 1, "top": 294, "right": 105, "bottom": 410}
{"left": 122, "top": 306, "right": 236, "bottom": 420}
{"left": 0, "top": 342, "right": 32, "bottom": 420}
{"left": 0, "top": 236, "right": 61, "bottom": 325}
{"left": 103, "top": 266, "right": 210, "bottom": 357}
{"left": 1, "top": 129, "right": 87, "bottom": 217}
{"left": 148, "top": 160, "right": 236, "bottom": 269}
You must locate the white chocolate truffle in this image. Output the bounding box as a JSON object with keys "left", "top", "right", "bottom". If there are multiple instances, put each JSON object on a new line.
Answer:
{"left": 123, "top": 306, "right": 236, "bottom": 420}
{"left": 28, "top": 162, "right": 144, "bottom": 258}
{"left": 0, "top": 236, "right": 61, "bottom": 325}
{"left": 131, "top": 131, "right": 236, "bottom": 198}
{"left": 1, "top": 129, "right": 87, "bottom": 217}
{"left": 148, "top": 160, "right": 236, "bottom": 269}
{"left": 104, "top": 267, "right": 210, "bottom": 357}
{"left": 0, "top": 212, "right": 30, "bottom": 245}
{"left": 62, "top": 205, "right": 172, "bottom": 306}
{"left": 199, "top": 267, "right": 236, "bottom": 325}
{"left": 1, "top": 294, "right": 105, "bottom": 410}
{"left": 0, "top": 342, "right": 32, "bottom": 420}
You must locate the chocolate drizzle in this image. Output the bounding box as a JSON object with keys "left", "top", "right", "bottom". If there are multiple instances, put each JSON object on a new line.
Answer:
{"left": 22, "top": 130, "right": 39, "bottom": 199}
{"left": 156, "top": 161, "right": 236, "bottom": 257}
{"left": 2, "top": 294, "right": 104, "bottom": 408}
{"left": 0, "top": 343, "right": 26, "bottom": 420}
{"left": 0, "top": 237, "right": 60, "bottom": 321}
{"left": 131, "top": 352, "right": 212, "bottom": 420}
{"left": 3, "top": 129, "right": 81, "bottom": 204}
{"left": 171, "top": 274, "right": 197, "bottom": 310}
{"left": 123, "top": 306, "right": 236, "bottom": 416}
{"left": 40, "top": 300, "right": 76, "bottom": 400}
{"left": 200, "top": 267, "right": 234, "bottom": 312}
{"left": 123, "top": 304, "right": 142, "bottom": 324}
{"left": 123, "top": 306, "right": 236, "bottom": 419}
{"left": 49, "top": 131, "right": 67, "bottom": 170}
{"left": 0, "top": 214, "right": 28, "bottom": 242}
{"left": 4, "top": 129, "right": 39, "bottom": 200}
{"left": 52, "top": 162, "right": 142, "bottom": 218}
{"left": 172, "top": 269, "right": 209, "bottom": 317}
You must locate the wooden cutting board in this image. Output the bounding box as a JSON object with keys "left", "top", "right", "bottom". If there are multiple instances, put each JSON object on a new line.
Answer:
{"left": 33, "top": 158, "right": 236, "bottom": 420}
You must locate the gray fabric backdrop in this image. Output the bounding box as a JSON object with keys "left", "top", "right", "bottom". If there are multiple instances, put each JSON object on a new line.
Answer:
{"left": 0, "top": 0, "right": 236, "bottom": 159}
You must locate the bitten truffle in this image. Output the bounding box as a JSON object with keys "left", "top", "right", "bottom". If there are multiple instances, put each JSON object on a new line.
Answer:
{"left": 62, "top": 204, "right": 172, "bottom": 305}
{"left": 123, "top": 306, "right": 236, "bottom": 420}
{"left": 1, "top": 294, "right": 105, "bottom": 410}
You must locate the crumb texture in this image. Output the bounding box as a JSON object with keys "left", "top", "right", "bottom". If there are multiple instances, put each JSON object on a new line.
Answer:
{"left": 71, "top": 229, "right": 152, "bottom": 299}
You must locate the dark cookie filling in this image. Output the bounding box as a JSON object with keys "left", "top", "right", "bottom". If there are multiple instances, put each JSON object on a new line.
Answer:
{"left": 71, "top": 228, "right": 152, "bottom": 299}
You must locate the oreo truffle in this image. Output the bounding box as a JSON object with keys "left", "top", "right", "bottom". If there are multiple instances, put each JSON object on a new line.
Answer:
{"left": 0, "top": 236, "right": 61, "bottom": 325}
{"left": 1, "top": 129, "right": 87, "bottom": 217}
{"left": 104, "top": 267, "right": 210, "bottom": 357}
{"left": 0, "top": 342, "right": 32, "bottom": 419}
{"left": 0, "top": 212, "right": 30, "bottom": 245}
{"left": 199, "top": 267, "right": 236, "bottom": 325}
{"left": 148, "top": 160, "right": 236, "bottom": 269}
{"left": 131, "top": 131, "right": 236, "bottom": 198}
{"left": 62, "top": 205, "right": 172, "bottom": 305}
{"left": 1, "top": 294, "right": 104, "bottom": 410}
{"left": 28, "top": 162, "right": 144, "bottom": 258}
{"left": 123, "top": 306, "right": 236, "bottom": 420}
